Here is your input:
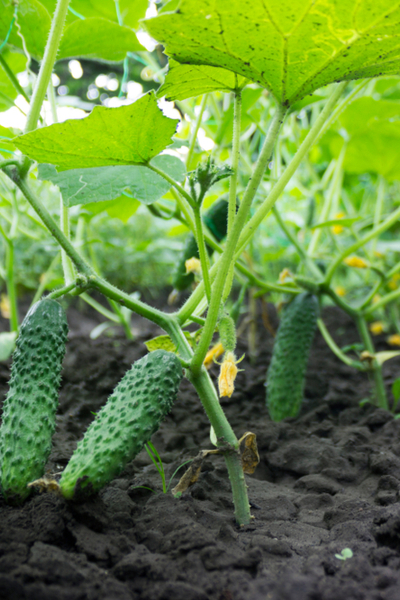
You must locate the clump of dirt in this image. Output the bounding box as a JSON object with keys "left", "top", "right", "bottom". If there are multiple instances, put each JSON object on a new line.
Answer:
{"left": 1, "top": 301, "right": 400, "bottom": 600}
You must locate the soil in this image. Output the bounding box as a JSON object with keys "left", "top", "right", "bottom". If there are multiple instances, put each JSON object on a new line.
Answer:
{"left": 1, "top": 298, "right": 400, "bottom": 600}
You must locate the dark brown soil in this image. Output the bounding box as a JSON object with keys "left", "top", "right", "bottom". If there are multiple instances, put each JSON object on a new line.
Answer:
{"left": 1, "top": 300, "right": 400, "bottom": 600}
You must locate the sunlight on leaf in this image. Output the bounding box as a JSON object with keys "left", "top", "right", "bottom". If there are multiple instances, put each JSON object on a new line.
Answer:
{"left": 145, "top": 0, "right": 400, "bottom": 105}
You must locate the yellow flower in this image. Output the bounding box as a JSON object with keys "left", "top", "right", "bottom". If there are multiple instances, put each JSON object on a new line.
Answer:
{"left": 331, "top": 212, "right": 346, "bottom": 235}
{"left": 387, "top": 334, "right": 400, "bottom": 347}
{"left": 370, "top": 321, "right": 384, "bottom": 335}
{"left": 278, "top": 268, "right": 293, "bottom": 284}
{"left": 0, "top": 294, "right": 10, "bottom": 318}
{"left": 185, "top": 257, "right": 201, "bottom": 275}
{"left": 203, "top": 342, "right": 225, "bottom": 370}
{"left": 343, "top": 256, "right": 368, "bottom": 269}
{"left": 388, "top": 273, "right": 400, "bottom": 291}
{"left": 335, "top": 286, "right": 346, "bottom": 297}
{"left": 218, "top": 351, "right": 239, "bottom": 398}
{"left": 372, "top": 294, "right": 381, "bottom": 305}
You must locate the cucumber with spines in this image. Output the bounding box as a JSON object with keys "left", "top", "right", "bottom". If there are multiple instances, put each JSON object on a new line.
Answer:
{"left": 266, "top": 293, "right": 319, "bottom": 421}
{"left": 0, "top": 299, "right": 68, "bottom": 504}
{"left": 203, "top": 199, "right": 229, "bottom": 243}
{"left": 59, "top": 349, "right": 182, "bottom": 500}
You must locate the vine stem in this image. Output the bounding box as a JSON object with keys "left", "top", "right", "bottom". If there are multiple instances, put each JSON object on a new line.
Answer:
{"left": 0, "top": 54, "right": 30, "bottom": 102}
{"left": 235, "top": 82, "right": 347, "bottom": 259}
{"left": 325, "top": 203, "right": 400, "bottom": 285}
{"left": 20, "top": 0, "right": 71, "bottom": 172}
{"left": 148, "top": 164, "right": 197, "bottom": 209}
{"left": 186, "top": 93, "right": 208, "bottom": 170}
{"left": 190, "top": 103, "right": 288, "bottom": 376}
{"left": 193, "top": 206, "right": 212, "bottom": 303}
{"left": 0, "top": 224, "right": 18, "bottom": 332}
{"left": 317, "top": 318, "right": 364, "bottom": 370}
{"left": 355, "top": 315, "right": 388, "bottom": 410}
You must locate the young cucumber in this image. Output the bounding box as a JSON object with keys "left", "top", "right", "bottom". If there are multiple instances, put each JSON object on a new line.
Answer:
{"left": 59, "top": 349, "right": 183, "bottom": 500}
{"left": 0, "top": 299, "right": 68, "bottom": 504}
{"left": 266, "top": 293, "right": 319, "bottom": 421}
{"left": 171, "top": 199, "right": 229, "bottom": 292}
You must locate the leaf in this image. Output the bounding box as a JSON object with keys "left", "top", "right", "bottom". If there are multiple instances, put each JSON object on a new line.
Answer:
{"left": 392, "top": 378, "right": 400, "bottom": 402}
{"left": 311, "top": 217, "right": 360, "bottom": 230}
{"left": 144, "top": 0, "right": 400, "bottom": 106}
{"left": 41, "top": 0, "right": 149, "bottom": 30}
{"left": 145, "top": 331, "right": 194, "bottom": 353}
{"left": 14, "top": 92, "right": 179, "bottom": 170}
{"left": 0, "top": 51, "right": 26, "bottom": 113}
{"left": 58, "top": 18, "right": 143, "bottom": 62}
{"left": 340, "top": 98, "right": 400, "bottom": 181}
{"left": 0, "top": 124, "right": 17, "bottom": 157}
{"left": 375, "top": 351, "right": 400, "bottom": 366}
{"left": 0, "top": 331, "right": 17, "bottom": 361}
{"left": 0, "top": 0, "right": 51, "bottom": 60}
{"left": 38, "top": 154, "right": 186, "bottom": 207}
{"left": 157, "top": 58, "right": 248, "bottom": 101}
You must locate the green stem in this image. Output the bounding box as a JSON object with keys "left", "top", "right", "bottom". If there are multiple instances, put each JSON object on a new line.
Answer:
{"left": 187, "top": 93, "right": 208, "bottom": 170}
{"left": 0, "top": 54, "right": 30, "bottom": 102}
{"left": 355, "top": 315, "right": 388, "bottom": 410}
{"left": 0, "top": 159, "right": 20, "bottom": 169}
{"left": 325, "top": 203, "right": 400, "bottom": 285}
{"left": 0, "top": 227, "right": 18, "bottom": 332}
{"left": 235, "top": 83, "right": 347, "bottom": 259}
{"left": 46, "top": 281, "right": 77, "bottom": 300}
{"left": 190, "top": 103, "right": 287, "bottom": 375}
{"left": 148, "top": 164, "right": 197, "bottom": 210}
{"left": 21, "top": 0, "right": 71, "bottom": 172}
{"left": 193, "top": 206, "right": 212, "bottom": 303}
{"left": 370, "top": 176, "right": 385, "bottom": 260}
{"left": 308, "top": 146, "right": 345, "bottom": 257}
{"left": 108, "top": 298, "right": 134, "bottom": 339}
{"left": 363, "top": 287, "right": 400, "bottom": 316}
{"left": 317, "top": 318, "right": 364, "bottom": 370}
{"left": 80, "top": 293, "right": 121, "bottom": 323}
{"left": 31, "top": 252, "right": 60, "bottom": 304}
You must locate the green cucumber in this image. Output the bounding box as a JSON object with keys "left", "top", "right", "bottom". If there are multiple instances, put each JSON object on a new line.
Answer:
{"left": 172, "top": 200, "right": 229, "bottom": 292}
{"left": 59, "top": 349, "right": 182, "bottom": 500}
{"left": 266, "top": 293, "right": 318, "bottom": 421}
{"left": 203, "top": 199, "right": 229, "bottom": 243}
{"left": 0, "top": 299, "right": 68, "bottom": 504}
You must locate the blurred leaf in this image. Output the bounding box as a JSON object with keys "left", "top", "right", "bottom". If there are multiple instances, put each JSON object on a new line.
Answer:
{"left": 0, "top": 51, "right": 26, "bottom": 113}
{"left": 38, "top": 154, "right": 186, "bottom": 206}
{"left": 0, "top": 124, "right": 17, "bottom": 157}
{"left": 145, "top": 334, "right": 178, "bottom": 353}
{"left": 40, "top": 0, "right": 149, "bottom": 29}
{"left": 15, "top": 92, "right": 179, "bottom": 170}
{"left": 158, "top": 59, "right": 248, "bottom": 101}
{"left": 392, "top": 378, "right": 400, "bottom": 402}
{"left": 0, "top": 0, "right": 51, "bottom": 60}
{"left": 0, "top": 331, "right": 17, "bottom": 361}
{"left": 58, "top": 18, "right": 143, "bottom": 61}
{"left": 311, "top": 217, "right": 360, "bottom": 230}
{"left": 168, "top": 224, "right": 190, "bottom": 237}
{"left": 145, "top": 0, "right": 400, "bottom": 105}
{"left": 375, "top": 351, "right": 400, "bottom": 366}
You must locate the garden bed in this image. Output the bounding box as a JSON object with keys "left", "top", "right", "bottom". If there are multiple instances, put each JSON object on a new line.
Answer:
{"left": 1, "top": 302, "right": 400, "bottom": 600}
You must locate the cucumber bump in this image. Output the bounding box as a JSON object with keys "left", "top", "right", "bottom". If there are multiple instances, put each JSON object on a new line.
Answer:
{"left": 0, "top": 299, "right": 68, "bottom": 504}
{"left": 59, "top": 349, "right": 183, "bottom": 500}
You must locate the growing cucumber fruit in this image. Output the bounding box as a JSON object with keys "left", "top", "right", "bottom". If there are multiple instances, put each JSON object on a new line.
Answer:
{"left": 0, "top": 299, "right": 68, "bottom": 504}
{"left": 266, "top": 293, "right": 318, "bottom": 421}
{"left": 171, "top": 200, "right": 229, "bottom": 292}
{"left": 59, "top": 349, "right": 183, "bottom": 500}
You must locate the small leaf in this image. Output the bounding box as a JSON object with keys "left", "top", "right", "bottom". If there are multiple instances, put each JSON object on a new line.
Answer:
{"left": 58, "top": 18, "right": 143, "bottom": 62}
{"left": 145, "top": 335, "right": 178, "bottom": 353}
{"left": 375, "top": 351, "right": 400, "bottom": 366}
{"left": 158, "top": 59, "right": 247, "bottom": 101}
{"left": 14, "top": 92, "right": 179, "bottom": 170}
{"left": 392, "top": 378, "right": 400, "bottom": 402}
{"left": 0, "top": 331, "right": 17, "bottom": 361}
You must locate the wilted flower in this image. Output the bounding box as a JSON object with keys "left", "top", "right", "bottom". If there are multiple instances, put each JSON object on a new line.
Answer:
{"left": 185, "top": 257, "right": 202, "bottom": 275}
{"left": 218, "top": 351, "right": 239, "bottom": 398}
{"left": 370, "top": 321, "right": 384, "bottom": 335}
{"left": 203, "top": 342, "right": 225, "bottom": 370}
{"left": 335, "top": 286, "right": 346, "bottom": 297}
{"left": 387, "top": 334, "right": 400, "bottom": 347}
{"left": 331, "top": 212, "right": 346, "bottom": 235}
{"left": 278, "top": 268, "right": 293, "bottom": 284}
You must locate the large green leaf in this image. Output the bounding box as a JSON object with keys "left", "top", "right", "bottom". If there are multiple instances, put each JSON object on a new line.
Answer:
{"left": 58, "top": 17, "right": 143, "bottom": 61}
{"left": 0, "top": 0, "right": 50, "bottom": 60}
{"left": 145, "top": 0, "right": 400, "bottom": 106}
{"left": 157, "top": 59, "right": 248, "bottom": 101}
{"left": 340, "top": 97, "right": 400, "bottom": 181}
{"left": 40, "top": 0, "right": 149, "bottom": 29}
{"left": 37, "top": 154, "right": 186, "bottom": 206}
{"left": 14, "top": 92, "right": 179, "bottom": 170}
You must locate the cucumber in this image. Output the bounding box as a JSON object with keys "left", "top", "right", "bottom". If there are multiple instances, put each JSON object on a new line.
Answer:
{"left": 59, "top": 349, "right": 182, "bottom": 500}
{"left": 266, "top": 293, "right": 318, "bottom": 421}
{"left": 171, "top": 233, "right": 199, "bottom": 291}
{"left": 0, "top": 300, "right": 68, "bottom": 504}
{"left": 203, "top": 199, "right": 229, "bottom": 243}
{"left": 171, "top": 200, "right": 229, "bottom": 292}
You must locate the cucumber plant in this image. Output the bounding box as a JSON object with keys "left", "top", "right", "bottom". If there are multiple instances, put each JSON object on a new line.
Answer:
{"left": 1, "top": 0, "right": 400, "bottom": 524}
